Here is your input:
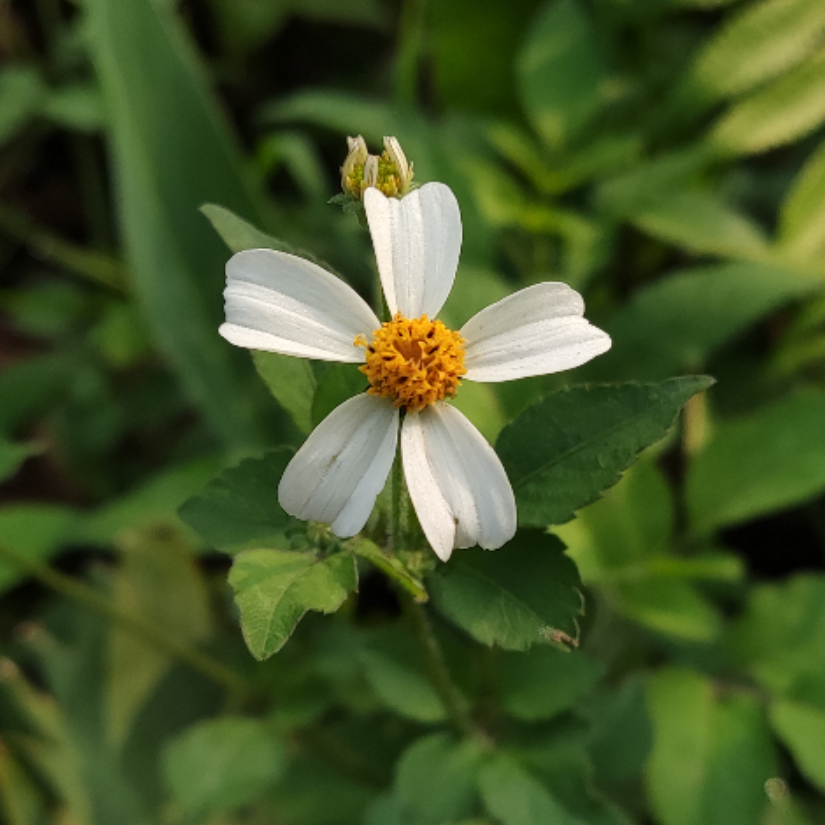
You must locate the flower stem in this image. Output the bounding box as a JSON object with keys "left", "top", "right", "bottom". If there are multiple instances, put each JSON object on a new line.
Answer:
{"left": 400, "top": 591, "right": 475, "bottom": 739}
{"left": 0, "top": 543, "right": 251, "bottom": 699}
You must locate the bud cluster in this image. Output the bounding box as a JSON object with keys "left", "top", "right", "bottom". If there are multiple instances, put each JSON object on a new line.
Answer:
{"left": 340, "top": 135, "right": 414, "bottom": 200}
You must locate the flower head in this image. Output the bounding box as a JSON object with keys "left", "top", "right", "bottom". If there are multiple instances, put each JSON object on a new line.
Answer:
{"left": 220, "top": 183, "right": 610, "bottom": 560}
{"left": 340, "top": 135, "right": 414, "bottom": 200}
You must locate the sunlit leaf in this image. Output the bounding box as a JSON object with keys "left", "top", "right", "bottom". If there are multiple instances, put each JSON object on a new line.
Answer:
{"left": 687, "top": 0, "right": 825, "bottom": 100}
{"left": 710, "top": 49, "right": 825, "bottom": 156}
{"left": 778, "top": 138, "right": 825, "bottom": 259}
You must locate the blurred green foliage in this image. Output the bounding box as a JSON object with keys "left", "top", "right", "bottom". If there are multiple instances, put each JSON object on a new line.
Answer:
{"left": 3, "top": 0, "right": 825, "bottom": 823}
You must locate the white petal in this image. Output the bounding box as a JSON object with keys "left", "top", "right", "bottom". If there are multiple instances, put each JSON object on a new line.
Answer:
{"left": 401, "top": 404, "right": 516, "bottom": 560}
{"left": 220, "top": 248, "right": 380, "bottom": 363}
{"left": 364, "top": 183, "right": 461, "bottom": 319}
{"left": 460, "top": 282, "right": 611, "bottom": 382}
{"left": 278, "top": 394, "right": 398, "bottom": 537}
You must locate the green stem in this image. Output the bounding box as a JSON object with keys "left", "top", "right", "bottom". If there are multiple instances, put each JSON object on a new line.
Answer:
{"left": 400, "top": 591, "right": 475, "bottom": 738}
{"left": 0, "top": 543, "right": 251, "bottom": 699}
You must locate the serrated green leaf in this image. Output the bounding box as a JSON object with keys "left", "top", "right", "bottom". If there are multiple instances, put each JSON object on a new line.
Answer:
{"left": 710, "top": 49, "right": 825, "bottom": 156}
{"left": 429, "top": 530, "right": 582, "bottom": 652}
{"left": 517, "top": 0, "right": 604, "bottom": 148}
{"left": 163, "top": 717, "right": 286, "bottom": 818}
{"left": 778, "top": 138, "right": 825, "bottom": 259}
{"left": 585, "top": 262, "right": 819, "bottom": 382}
{"left": 229, "top": 549, "right": 357, "bottom": 659}
{"left": 497, "top": 377, "right": 713, "bottom": 527}
{"left": 687, "top": 390, "right": 825, "bottom": 535}
{"left": 498, "top": 648, "right": 603, "bottom": 721}
{"left": 253, "top": 351, "right": 316, "bottom": 434}
{"left": 178, "top": 449, "right": 299, "bottom": 553}
{"left": 687, "top": 0, "right": 825, "bottom": 100}
{"left": 83, "top": 0, "right": 268, "bottom": 448}
{"left": 770, "top": 699, "right": 825, "bottom": 793}
{"left": 646, "top": 668, "right": 777, "bottom": 825}
{"left": 479, "top": 754, "right": 582, "bottom": 825}
{"left": 396, "top": 734, "right": 485, "bottom": 824}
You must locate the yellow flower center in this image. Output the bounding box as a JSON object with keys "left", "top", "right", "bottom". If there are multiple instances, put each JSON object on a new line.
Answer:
{"left": 355, "top": 314, "right": 466, "bottom": 412}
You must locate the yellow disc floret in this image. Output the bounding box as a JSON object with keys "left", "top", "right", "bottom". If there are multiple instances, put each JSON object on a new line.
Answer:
{"left": 355, "top": 314, "right": 466, "bottom": 412}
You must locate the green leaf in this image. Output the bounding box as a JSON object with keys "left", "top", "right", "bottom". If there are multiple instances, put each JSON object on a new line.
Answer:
{"left": 586, "top": 262, "right": 819, "bottom": 382}
{"left": 78, "top": 458, "right": 223, "bottom": 546}
{"left": 178, "top": 449, "right": 298, "bottom": 553}
{"left": 778, "top": 138, "right": 825, "bottom": 259}
{"left": 516, "top": 0, "right": 604, "bottom": 148}
{"left": 106, "top": 531, "right": 211, "bottom": 746}
{"left": 228, "top": 549, "right": 357, "bottom": 659}
{"left": 395, "top": 734, "right": 485, "bottom": 824}
{"left": 359, "top": 648, "right": 446, "bottom": 723}
{"left": 253, "top": 351, "right": 316, "bottom": 434}
{"left": 646, "top": 668, "right": 777, "bottom": 825}
{"left": 710, "top": 49, "right": 825, "bottom": 156}
{"left": 429, "top": 530, "right": 582, "bottom": 652}
{"left": 687, "top": 0, "right": 825, "bottom": 100}
{"left": 588, "top": 677, "right": 653, "bottom": 783}
{"left": 497, "top": 377, "right": 713, "bottom": 527}
{"left": 311, "top": 362, "right": 367, "bottom": 428}
{"left": 479, "top": 754, "right": 582, "bottom": 825}
{"left": 770, "top": 699, "right": 825, "bottom": 793}
{"left": 82, "top": 0, "right": 269, "bottom": 448}
{"left": 629, "top": 191, "right": 768, "bottom": 258}
{"left": 0, "top": 66, "right": 46, "bottom": 144}
{"left": 41, "top": 83, "right": 105, "bottom": 132}
{"left": 0, "top": 439, "right": 39, "bottom": 484}
{"left": 498, "top": 648, "right": 603, "bottom": 721}
{"left": 163, "top": 717, "right": 286, "bottom": 818}
{"left": 687, "top": 390, "right": 825, "bottom": 535}
{"left": 201, "top": 202, "right": 308, "bottom": 257}
{"left": 0, "top": 505, "right": 80, "bottom": 594}
{"left": 555, "top": 461, "right": 733, "bottom": 641}
{"left": 727, "top": 574, "right": 825, "bottom": 698}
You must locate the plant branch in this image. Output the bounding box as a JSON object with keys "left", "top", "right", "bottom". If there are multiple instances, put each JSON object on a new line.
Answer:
{"left": 400, "top": 591, "right": 475, "bottom": 739}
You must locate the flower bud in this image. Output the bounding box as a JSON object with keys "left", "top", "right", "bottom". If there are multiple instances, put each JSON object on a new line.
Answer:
{"left": 338, "top": 135, "right": 415, "bottom": 201}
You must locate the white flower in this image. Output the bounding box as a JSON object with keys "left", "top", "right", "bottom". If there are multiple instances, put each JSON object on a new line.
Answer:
{"left": 220, "top": 183, "right": 610, "bottom": 561}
